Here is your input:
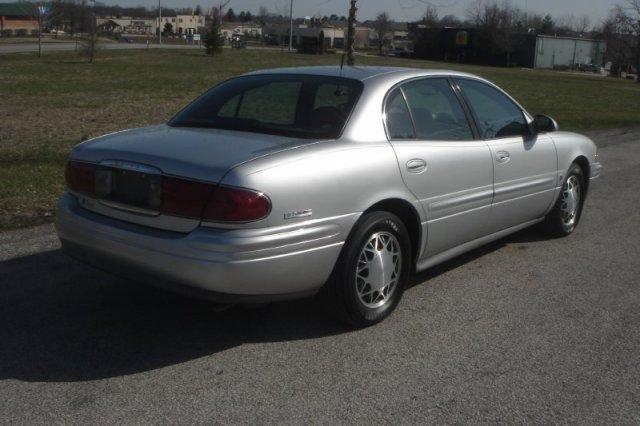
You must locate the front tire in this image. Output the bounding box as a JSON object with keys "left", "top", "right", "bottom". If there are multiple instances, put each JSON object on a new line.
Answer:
{"left": 542, "top": 163, "right": 585, "bottom": 237}
{"left": 322, "top": 211, "right": 411, "bottom": 327}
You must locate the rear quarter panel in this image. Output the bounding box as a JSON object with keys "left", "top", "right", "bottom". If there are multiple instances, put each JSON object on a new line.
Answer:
{"left": 217, "top": 140, "right": 423, "bottom": 235}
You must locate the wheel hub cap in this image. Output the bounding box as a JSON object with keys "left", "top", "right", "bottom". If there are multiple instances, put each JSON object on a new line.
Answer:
{"left": 560, "top": 175, "right": 580, "bottom": 228}
{"left": 355, "top": 232, "right": 401, "bottom": 308}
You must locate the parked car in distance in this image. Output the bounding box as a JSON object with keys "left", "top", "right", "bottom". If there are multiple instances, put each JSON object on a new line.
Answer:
{"left": 390, "top": 47, "right": 414, "bottom": 58}
{"left": 56, "top": 66, "right": 602, "bottom": 326}
{"left": 577, "top": 63, "right": 604, "bottom": 74}
{"left": 231, "top": 33, "right": 246, "bottom": 49}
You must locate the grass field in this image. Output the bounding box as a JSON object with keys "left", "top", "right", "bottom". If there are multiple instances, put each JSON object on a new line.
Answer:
{"left": 1, "top": 48, "right": 639, "bottom": 229}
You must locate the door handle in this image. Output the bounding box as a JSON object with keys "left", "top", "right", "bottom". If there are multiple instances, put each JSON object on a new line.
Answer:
{"left": 406, "top": 159, "right": 427, "bottom": 173}
{"left": 496, "top": 150, "right": 510, "bottom": 163}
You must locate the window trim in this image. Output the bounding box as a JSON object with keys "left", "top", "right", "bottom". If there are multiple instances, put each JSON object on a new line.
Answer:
{"left": 453, "top": 77, "right": 533, "bottom": 141}
{"left": 383, "top": 87, "right": 416, "bottom": 140}
{"left": 382, "top": 75, "right": 480, "bottom": 143}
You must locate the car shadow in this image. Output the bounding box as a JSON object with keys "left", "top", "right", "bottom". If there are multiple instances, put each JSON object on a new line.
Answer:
{"left": 0, "top": 249, "right": 347, "bottom": 382}
{"left": 407, "top": 225, "right": 549, "bottom": 287}
{"left": 0, "top": 225, "right": 548, "bottom": 382}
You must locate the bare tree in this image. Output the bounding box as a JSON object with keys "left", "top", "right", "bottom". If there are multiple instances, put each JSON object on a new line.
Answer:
{"left": 603, "top": 1, "right": 640, "bottom": 81}
{"left": 576, "top": 14, "right": 591, "bottom": 35}
{"left": 627, "top": 0, "right": 640, "bottom": 82}
{"left": 80, "top": 0, "right": 98, "bottom": 63}
{"left": 555, "top": 14, "right": 576, "bottom": 34}
{"left": 440, "top": 14, "right": 461, "bottom": 27}
{"left": 422, "top": 6, "right": 439, "bottom": 27}
{"left": 258, "top": 6, "right": 268, "bottom": 26}
{"left": 466, "top": 0, "right": 487, "bottom": 27}
{"left": 466, "top": 0, "right": 522, "bottom": 65}
{"left": 373, "top": 11, "right": 391, "bottom": 55}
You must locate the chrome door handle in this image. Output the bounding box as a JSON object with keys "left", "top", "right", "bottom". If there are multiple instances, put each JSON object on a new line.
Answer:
{"left": 496, "top": 151, "right": 510, "bottom": 163}
{"left": 406, "top": 159, "right": 427, "bottom": 173}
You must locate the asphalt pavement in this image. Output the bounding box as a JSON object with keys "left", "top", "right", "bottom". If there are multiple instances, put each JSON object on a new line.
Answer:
{"left": 1, "top": 128, "right": 639, "bottom": 423}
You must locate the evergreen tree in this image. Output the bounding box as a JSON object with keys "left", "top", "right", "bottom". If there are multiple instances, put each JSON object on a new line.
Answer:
{"left": 225, "top": 8, "right": 235, "bottom": 21}
{"left": 205, "top": 12, "right": 223, "bottom": 55}
{"left": 540, "top": 14, "right": 554, "bottom": 34}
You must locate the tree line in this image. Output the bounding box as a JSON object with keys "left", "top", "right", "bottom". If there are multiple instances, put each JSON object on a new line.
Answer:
{"left": 372, "top": 0, "right": 639, "bottom": 74}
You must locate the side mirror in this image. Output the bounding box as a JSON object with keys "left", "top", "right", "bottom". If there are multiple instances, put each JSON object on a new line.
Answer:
{"left": 530, "top": 114, "right": 559, "bottom": 134}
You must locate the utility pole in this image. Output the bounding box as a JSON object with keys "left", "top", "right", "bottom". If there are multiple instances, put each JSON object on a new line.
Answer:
{"left": 158, "top": 0, "right": 162, "bottom": 44}
{"left": 288, "top": 0, "right": 293, "bottom": 51}
{"left": 219, "top": 1, "right": 230, "bottom": 23}
{"left": 89, "top": 0, "right": 96, "bottom": 63}
{"left": 37, "top": 5, "right": 42, "bottom": 58}
{"left": 637, "top": 20, "right": 640, "bottom": 84}
{"left": 219, "top": 0, "right": 230, "bottom": 44}
{"left": 346, "top": 0, "right": 357, "bottom": 65}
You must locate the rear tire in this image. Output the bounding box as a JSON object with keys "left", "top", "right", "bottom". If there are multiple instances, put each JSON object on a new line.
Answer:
{"left": 322, "top": 211, "right": 411, "bottom": 327}
{"left": 542, "top": 163, "right": 585, "bottom": 237}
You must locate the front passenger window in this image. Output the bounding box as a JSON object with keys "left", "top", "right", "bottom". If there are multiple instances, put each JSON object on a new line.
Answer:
{"left": 456, "top": 79, "right": 528, "bottom": 139}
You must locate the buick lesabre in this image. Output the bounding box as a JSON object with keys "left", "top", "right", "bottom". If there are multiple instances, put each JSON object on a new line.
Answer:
{"left": 56, "top": 66, "right": 602, "bottom": 326}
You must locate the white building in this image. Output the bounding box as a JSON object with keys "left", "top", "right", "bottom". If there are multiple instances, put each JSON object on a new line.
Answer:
{"left": 221, "top": 22, "right": 262, "bottom": 40}
{"left": 533, "top": 35, "right": 606, "bottom": 69}
{"left": 97, "top": 16, "right": 155, "bottom": 34}
{"left": 158, "top": 14, "right": 205, "bottom": 35}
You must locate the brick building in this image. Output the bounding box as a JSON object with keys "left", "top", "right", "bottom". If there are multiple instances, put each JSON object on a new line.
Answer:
{"left": 0, "top": 3, "right": 38, "bottom": 36}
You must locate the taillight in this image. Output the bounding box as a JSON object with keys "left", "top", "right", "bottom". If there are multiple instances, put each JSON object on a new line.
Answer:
{"left": 65, "top": 160, "right": 97, "bottom": 195}
{"left": 159, "top": 179, "right": 270, "bottom": 222}
{"left": 202, "top": 186, "right": 271, "bottom": 222}
{"left": 161, "top": 176, "right": 214, "bottom": 218}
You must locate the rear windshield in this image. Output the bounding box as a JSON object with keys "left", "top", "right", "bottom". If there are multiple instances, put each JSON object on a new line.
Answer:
{"left": 169, "top": 74, "right": 364, "bottom": 139}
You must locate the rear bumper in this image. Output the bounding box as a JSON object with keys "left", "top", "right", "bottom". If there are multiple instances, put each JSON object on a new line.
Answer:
{"left": 56, "top": 192, "right": 355, "bottom": 302}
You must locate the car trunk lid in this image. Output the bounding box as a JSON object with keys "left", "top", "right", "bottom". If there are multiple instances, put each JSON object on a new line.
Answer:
{"left": 69, "top": 124, "right": 311, "bottom": 232}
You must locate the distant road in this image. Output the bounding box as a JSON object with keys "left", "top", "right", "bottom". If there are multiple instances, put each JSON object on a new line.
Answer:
{"left": 0, "top": 42, "right": 284, "bottom": 54}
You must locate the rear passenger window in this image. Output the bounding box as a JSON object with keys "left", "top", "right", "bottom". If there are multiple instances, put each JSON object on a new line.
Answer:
{"left": 385, "top": 88, "right": 415, "bottom": 140}
{"left": 313, "top": 83, "right": 352, "bottom": 110}
{"left": 401, "top": 78, "right": 473, "bottom": 141}
{"left": 236, "top": 81, "right": 302, "bottom": 125}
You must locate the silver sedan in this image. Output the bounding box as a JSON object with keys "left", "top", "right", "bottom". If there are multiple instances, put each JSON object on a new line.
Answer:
{"left": 56, "top": 66, "right": 602, "bottom": 326}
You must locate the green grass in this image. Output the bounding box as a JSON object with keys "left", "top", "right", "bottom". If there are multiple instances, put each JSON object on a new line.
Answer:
{"left": 1, "top": 48, "right": 639, "bottom": 229}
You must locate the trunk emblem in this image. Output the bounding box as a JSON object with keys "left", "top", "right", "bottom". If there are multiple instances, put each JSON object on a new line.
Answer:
{"left": 99, "top": 159, "right": 162, "bottom": 175}
{"left": 284, "top": 209, "right": 313, "bottom": 220}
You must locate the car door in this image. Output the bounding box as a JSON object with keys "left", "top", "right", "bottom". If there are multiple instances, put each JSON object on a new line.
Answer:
{"left": 385, "top": 77, "right": 494, "bottom": 259}
{"left": 455, "top": 78, "right": 558, "bottom": 232}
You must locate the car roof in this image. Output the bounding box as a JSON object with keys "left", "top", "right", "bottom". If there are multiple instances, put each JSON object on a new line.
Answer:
{"left": 244, "top": 65, "right": 478, "bottom": 82}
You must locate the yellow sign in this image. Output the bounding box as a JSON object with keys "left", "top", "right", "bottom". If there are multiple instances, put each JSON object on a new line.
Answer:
{"left": 456, "top": 31, "right": 468, "bottom": 46}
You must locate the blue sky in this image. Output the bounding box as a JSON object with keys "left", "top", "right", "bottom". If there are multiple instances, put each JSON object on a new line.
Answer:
{"left": 108, "top": 0, "right": 618, "bottom": 25}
